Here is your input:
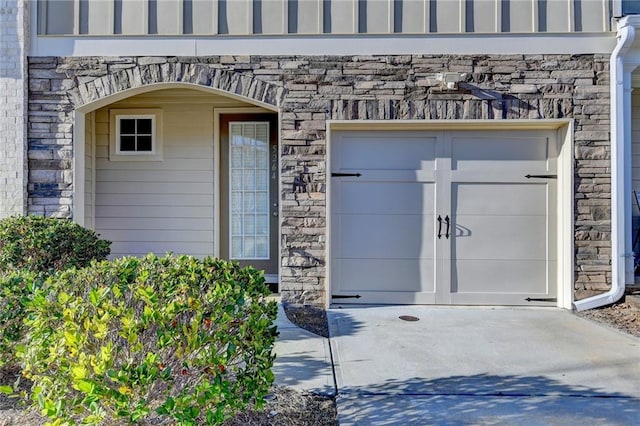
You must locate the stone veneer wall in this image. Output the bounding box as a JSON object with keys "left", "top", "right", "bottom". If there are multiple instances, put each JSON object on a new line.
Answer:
{"left": 0, "top": 0, "right": 28, "bottom": 218}
{"left": 27, "top": 54, "right": 611, "bottom": 304}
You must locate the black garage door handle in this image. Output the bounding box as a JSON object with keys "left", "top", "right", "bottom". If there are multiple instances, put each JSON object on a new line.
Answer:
{"left": 437, "top": 215, "right": 443, "bottom": 239}
{"left": 445, "top": 215, "right": 450, "bottom": 239}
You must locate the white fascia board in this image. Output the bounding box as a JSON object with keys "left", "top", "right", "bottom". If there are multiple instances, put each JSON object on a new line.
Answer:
{"left": 30, "top": 33, "right": 616, "bottom": 57}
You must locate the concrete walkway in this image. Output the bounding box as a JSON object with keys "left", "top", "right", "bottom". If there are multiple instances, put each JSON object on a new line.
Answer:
{"left": 272, "top": 304, "right": 640, "bottom": 425}
{"left": 272, "top": 303, "right": 335, "bottom": 396}
{"left": 329, "top": 306, "right": 640, "bottom": 425}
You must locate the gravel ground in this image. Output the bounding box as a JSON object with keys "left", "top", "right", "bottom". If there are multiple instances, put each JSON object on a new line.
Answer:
{"left": 576, "top": 295, "right": 640, "bottom": 338}
{"left": 2, "top": 298, "right": 637, "bottom": 426}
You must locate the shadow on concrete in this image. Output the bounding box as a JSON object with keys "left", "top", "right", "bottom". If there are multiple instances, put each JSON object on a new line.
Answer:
{"left": 327, "top": 309, "right": 367, "bottom": 338}
{"left": 338, "top": 374, "right": 640, "bottom": 425}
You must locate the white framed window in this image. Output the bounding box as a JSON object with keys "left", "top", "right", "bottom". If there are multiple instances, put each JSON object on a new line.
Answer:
{"left": 109, "top": 109, "right": 162, "bottom": 161}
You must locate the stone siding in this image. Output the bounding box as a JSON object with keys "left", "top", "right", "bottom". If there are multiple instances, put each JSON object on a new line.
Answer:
{"left": 27, "top": 54, "right": 611, "bottom": 304}
{"left": 0, "top": 0, "right": 28, "bottom": 218}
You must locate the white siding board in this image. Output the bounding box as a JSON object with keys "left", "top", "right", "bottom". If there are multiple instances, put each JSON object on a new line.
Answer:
{"left": 435, "top": 0, "right": 462, "bottom": 33}
{"left": 98, "top": 205, "right": 214, "bottom": 218}
{"left": 96, "top": 157, "right": 211, "bottom": 172}
{"left": 576, "top": 0, "right": 607, "bottom": 32}
{"left": 506, "top": 0, "right": 534, "bottom": 33}
{"left": 223, "top": 0, "right": 251, "bottom": 34}
{"left": 471, "top": 0, "right": 498, "bottom": 33}
{"left": 294, "top": 0, "right": 323, "bottom": 34}
{"left": 119, "top": 0, "right": 148, "bottom": 35}
{"left": 365, "top": 0, "right": 392, "bottom": 34}
{"left": 329, "top": 0, "right": 357, "bottom": 34}
{"left": 96, "top": 218, "right": 214, "bottom": 230}
{"left": 191, "top": 0, "right": 217, "bottom": 34}
{"left": 96, "top": 170, "right": 214, "bottom": 183}
{"left": 96, "top": 193, "right": 214, "bottom": 207}
{"left": 259, "top": 0, "right": 286, "bottom": 34}
{"left": 544, "top": 0, "right": 571, "bottom": 32}
{"left": 83, "top": 0, "right": 114, "bottom": 35}
{"left": 155, "top": 0, "right": 183, "bottom": 34}
{"left": 398, "top": 0, "right": 426, "bottom": 33}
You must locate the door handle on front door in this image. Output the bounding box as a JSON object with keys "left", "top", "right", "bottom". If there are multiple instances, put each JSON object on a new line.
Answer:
{"left": 445, "top": 215, "right": 450, "bottom": 239}
{"left": 437, "top": 215, "right": 443, "bottom": 239}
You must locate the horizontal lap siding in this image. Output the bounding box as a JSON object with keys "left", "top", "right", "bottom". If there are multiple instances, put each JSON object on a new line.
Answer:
{"left": 38, "top": 0, "right": 612, "bottom": 35}
{"left": 93, "top": 96, "right": 221, "bottom": 259}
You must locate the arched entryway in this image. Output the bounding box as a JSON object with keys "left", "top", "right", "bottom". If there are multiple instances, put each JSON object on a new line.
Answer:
{"left": 71, "top": 67, "right": 283, "bottom": 283}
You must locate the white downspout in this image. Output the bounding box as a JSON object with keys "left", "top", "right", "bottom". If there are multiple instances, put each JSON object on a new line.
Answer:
{"left": 574, "top": 19, "right": 635, "bottom": 311}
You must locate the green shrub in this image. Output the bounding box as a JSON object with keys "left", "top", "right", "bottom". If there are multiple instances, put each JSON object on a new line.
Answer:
{"left": 0, "top": 215, "right": 111, "bottom": 274}
{"left": 0, "top": 270, "right": 42, "bottom": 369}
{"left": 20, "top": 254, "right": 278, "bottom": 425}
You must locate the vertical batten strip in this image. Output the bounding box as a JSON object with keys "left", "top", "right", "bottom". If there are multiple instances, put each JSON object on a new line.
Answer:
{"left": 424, "top": 0, "right": 430, "bottom": 33}
{"left": 388, "top": 0, "right": 394, "bottom": 33}
{"left": 177, "top": 0, "right": 184, "bottom": 34}
{"left": 353, "top": 0, "right": 359, "bottom": 34}
{"left": 568, "top": 0, "right": 575, "bottom": 32}
{"left": 459, "top": 0, "right": 465, "bottom": 33}
{"left": 107, "top": 0, "right": 115, "bottom": 35}
{"left": 495, "top": 0, "right": 502, "bottom": 33}
{"left": 212, "top": 0, "right": 219, "bottom": 35}
{"left": 73, "top": 0, "right": 80, "bottom": 35}
{"left": 248, "top": 0, "right": 254, "bottom": 34}
{"left": 143, "top": 0, "right": 149, "bottom": 35}
{"left": 282, "top": 0, "right": 288, "bottom": 34}
{"left": 318, "top": 0, "right": 324, "bottom": 34}
{"left": 532, "top": 0, "right": 539, "bottom": 32}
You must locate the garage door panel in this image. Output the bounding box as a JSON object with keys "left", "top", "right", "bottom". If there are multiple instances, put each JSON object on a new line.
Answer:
{"left": 454, "top": 215, "right": 547, "bottom": 260}
{"left": 339, "top": 182, "right": 434, "bottom": 215}
{"left": 454, "top": 183, "right": 548, "bottom": 216}
{"left": 338, "top": 214, "right": 435, "bottom": 259}
{"left": 452, "top": 136, "right": 549, "bottom": 171}
{"left": 330, "top": 129, "right": 557, "bottom": 306}
{"left": 335, "top": 134, "right": 438, "bottom": 170}
{"left": 336, "top": 259, "right": 435, "bottom": 293}
{"left": 452, "top": 260, "right": 550, "bottom": 295}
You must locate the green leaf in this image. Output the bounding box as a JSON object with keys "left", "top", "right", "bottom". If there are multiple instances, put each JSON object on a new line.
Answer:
{"left": 0, "top": 385, "right": 13, "bottom": 395}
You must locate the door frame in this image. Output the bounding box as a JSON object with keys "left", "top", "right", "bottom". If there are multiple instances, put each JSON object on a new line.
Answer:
{"left": 214, "top": 107, "right": 280, "bottom": 283}
{"left": 326, "top": 119, "right": 574, "bottom": 309}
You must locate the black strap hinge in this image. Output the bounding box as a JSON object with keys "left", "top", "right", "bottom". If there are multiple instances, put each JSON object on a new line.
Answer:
{"left": 332, "top": 294, "right": 362, "bottom": 299}
{"left": 525, "top": 174, "right": 557, "bottom": 179}
{"left": 525, "top": 297, "right": 557, "bottom": 302}
{"left": 331, "top": 172, "right": 362, "bottom": 177}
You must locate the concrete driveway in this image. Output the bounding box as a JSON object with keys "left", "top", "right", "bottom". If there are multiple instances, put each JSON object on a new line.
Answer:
{"left": 328, "top": 306, "right": 640, "bottom": 425}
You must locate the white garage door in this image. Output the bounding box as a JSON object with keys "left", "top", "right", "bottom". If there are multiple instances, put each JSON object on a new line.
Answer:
{"left": 330, "top": 130, "right": 557, "bottom": 306}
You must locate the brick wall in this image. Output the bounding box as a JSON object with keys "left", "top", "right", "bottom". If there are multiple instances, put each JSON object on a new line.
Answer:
{"left": 0, "top": 0, "right": 27, "bottom": 218}
{"left": 27, "top": 55, "right": 611, "bottom": 303}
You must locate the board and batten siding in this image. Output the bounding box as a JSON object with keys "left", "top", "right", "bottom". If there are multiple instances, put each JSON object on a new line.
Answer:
{"left": 38, "top": 0, "right": 613, "bottom": 36}
{"left": 89, "top": 89, "right": 249, "bottom": 258}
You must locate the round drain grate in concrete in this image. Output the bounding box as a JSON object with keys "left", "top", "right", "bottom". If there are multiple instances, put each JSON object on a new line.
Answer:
{"left": 399, "top": 315, "right": 419, "bottom": 322}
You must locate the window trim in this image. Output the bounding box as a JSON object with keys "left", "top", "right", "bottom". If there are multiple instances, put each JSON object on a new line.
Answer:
{"left": 109, "top": 109, "right": 163, "bottom": 161}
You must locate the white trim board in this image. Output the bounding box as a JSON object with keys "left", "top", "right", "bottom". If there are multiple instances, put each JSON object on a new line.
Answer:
{"left": 31, "top": 33, "right": 616, "bottom": 57}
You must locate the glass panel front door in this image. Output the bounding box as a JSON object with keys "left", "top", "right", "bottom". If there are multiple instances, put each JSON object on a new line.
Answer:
{"left": 220, "top": 114, "right": 278, "bottom": 277}
{"left": 229, "top": 122, "right": 270, "bottom": 259}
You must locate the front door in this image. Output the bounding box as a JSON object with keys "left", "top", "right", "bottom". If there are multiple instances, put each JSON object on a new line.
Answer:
{"left": 220, "top": 114, "right": 279, "bottom": 278}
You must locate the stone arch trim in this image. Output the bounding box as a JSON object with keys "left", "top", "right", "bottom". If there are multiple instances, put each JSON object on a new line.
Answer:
{"left": 68, "top": 62, "right": 285, "bottom": 109}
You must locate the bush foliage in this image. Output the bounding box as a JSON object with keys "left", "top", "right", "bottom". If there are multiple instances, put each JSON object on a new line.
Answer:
{"left": 20, "top": 254, "right": 278, "bottom": 425}
{"left": 0, "top": 271, "right": 41, "bottom": 369}
{"left": 0, "top": 215, "right": 111, "bottom": 273}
